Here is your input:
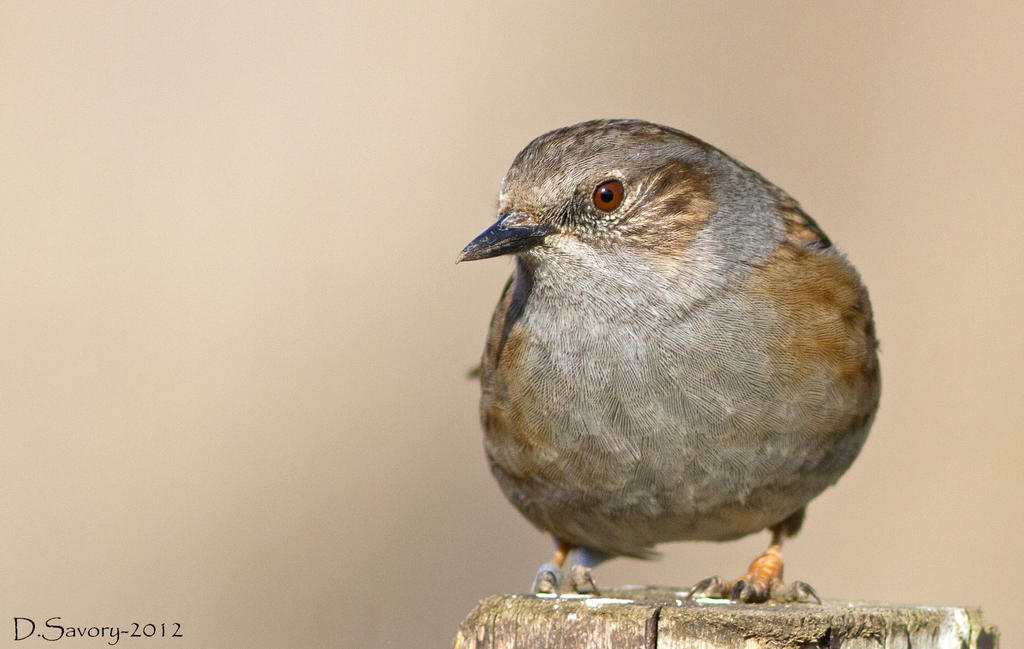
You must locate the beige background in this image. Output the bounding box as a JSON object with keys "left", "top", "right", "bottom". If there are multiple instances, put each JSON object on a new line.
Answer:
{"left": 1, "top": 2, "right": 1021, "bottom": 648}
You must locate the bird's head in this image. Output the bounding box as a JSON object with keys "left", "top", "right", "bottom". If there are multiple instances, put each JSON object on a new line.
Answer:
{"left": 457, "top": 119, "right": 733, "bottom": 266}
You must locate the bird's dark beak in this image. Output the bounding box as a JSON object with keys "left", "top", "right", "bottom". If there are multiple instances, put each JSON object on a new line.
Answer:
{"left": 456, "top": 211, "right": 554, "bottom": 263}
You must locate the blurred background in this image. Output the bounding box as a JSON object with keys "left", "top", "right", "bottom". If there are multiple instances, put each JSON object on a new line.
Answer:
{"left": 2, "top": 2, "right": 1021, "bottom": 647}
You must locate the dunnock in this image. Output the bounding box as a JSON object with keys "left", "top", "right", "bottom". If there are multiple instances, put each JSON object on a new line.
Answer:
{"left": 458, "top": 120, "right": 879, "bottom": 603}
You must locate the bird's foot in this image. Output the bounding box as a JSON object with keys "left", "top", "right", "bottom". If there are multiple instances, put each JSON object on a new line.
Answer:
{"left": 530, "top": 541, "right": 607, "bottom": 595}
{"left": 686, "top": 544, "right": 820, "bottom": 604}
{"left": 687, "top": 574, "right": 820, "bottom": 604}
{"left": 531, "top": 562, "right": 563, "bottom": 594}
{"left": 530, "top": 562, "right": 601, "bottom": 595}
{"left": 566, "top": 564, "right": 599, "bottom": 595}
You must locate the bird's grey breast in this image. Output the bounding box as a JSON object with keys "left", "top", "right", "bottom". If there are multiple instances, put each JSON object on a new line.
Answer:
{"left": 490, "top": 248, "right": 780, "bottom": 491}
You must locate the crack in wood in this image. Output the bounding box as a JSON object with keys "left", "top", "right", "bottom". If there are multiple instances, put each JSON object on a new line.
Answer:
{"left": 645, "top": 605, "right": 662, "bottom": 649}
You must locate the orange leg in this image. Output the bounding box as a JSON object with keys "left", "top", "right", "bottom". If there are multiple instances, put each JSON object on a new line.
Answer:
{"left": 688, "top": 512, "right": 820, "bottom": 604}
{"left": 552, "top": 540, "right": 571, "bottom": 568}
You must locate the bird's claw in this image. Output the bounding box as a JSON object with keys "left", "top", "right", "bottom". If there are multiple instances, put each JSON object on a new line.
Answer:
{"left": 770, "top": 579, "right": 821, "bottom": 604}
{"left": 731, "top": 578, "right": 772, "bottom": 603}
{"left": 567, "top": 564, "right": 599, "bottom": 594}
{"left": 531, "top": 562, "right": 563, "bottom": 594}
{"left": 686, "top": 575, "right": 730, "bottom": 600}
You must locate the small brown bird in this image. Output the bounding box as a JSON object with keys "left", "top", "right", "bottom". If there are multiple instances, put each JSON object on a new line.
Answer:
{"left": 457, "top": 120, "right": 879, "bottom": 603}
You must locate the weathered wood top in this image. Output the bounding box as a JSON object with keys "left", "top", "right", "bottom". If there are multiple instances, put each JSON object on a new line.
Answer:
{"left": 453, "top": 587, "right": 998, "bottom": 649}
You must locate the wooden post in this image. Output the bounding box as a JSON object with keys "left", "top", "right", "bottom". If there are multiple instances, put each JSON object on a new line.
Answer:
{"left": 453, "top": 587, "right": 998, "bottom": 649}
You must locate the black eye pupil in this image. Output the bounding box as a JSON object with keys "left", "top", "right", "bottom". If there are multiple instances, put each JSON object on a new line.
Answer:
{"left": 599, "top": 188, "right": 614, "bottom": 203}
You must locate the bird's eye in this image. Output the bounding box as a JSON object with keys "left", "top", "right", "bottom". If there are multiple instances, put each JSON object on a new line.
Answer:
{"left": 592, "top": 179, "right": 624, "bottom": 212}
